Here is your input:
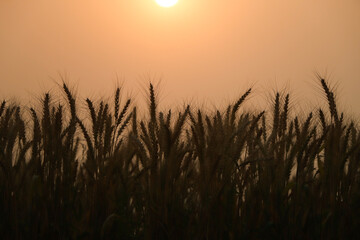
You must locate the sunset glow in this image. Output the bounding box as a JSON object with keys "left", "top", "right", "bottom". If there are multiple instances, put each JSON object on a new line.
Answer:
{"left": 155, "top": 0, "right": 178, "bottom": 8}
{"left": 1, "top": 0, "right": 360, "bottom": 238}
{"left": 0, "top": 0, "right": 359, "bottom": 116}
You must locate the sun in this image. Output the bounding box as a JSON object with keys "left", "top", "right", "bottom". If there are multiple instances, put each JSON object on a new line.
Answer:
{"left": 155, "top": 0, "right": 178, "bottom": 8}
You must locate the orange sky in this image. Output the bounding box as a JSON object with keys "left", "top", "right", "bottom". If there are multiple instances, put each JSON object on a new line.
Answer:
{"left": 1, "top": 0, "right": 359, "bottom": 115}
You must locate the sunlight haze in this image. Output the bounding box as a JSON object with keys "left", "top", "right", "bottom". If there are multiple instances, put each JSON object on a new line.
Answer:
{"left": 0, "top": 0, "right": 359, "bottom": 115}
{"left": 156, "top": 0, "right": 178, "bottom": 8}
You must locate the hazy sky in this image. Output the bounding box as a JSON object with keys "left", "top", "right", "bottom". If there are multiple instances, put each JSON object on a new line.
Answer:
{"left": 1, "top": 0, "right": 359, "bottom": 115}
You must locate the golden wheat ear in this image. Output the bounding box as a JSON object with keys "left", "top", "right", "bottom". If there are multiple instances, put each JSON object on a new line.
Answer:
{"left": 320, "top": 78, "right": 339, "bottom": 125}
{"left": 0, "top": 100, "right": 6, "bottom": 117}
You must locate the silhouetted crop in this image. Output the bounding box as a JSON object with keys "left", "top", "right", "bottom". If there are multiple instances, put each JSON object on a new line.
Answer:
{"left": 1, "top": 78, "right": 360, "bottom": 239}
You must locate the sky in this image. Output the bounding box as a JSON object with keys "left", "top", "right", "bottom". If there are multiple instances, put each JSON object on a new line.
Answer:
{"left": 0, "top": 0, "right": 359, "bottom": 115}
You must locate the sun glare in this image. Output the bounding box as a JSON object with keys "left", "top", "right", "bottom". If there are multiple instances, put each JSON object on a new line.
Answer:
{"left": 155, "top": 0, "right": 178, "bottom": 8}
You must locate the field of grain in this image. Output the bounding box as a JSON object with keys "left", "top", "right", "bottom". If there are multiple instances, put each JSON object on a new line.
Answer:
{"left": 1, "top": 78, "right": 359, "bottom": 239}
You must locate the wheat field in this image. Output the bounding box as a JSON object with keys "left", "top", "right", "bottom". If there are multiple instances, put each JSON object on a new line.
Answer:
{"left": 1, "top": 78, "right": 359, "bottom": 239}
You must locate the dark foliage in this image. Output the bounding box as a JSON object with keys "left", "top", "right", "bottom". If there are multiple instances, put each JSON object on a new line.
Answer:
{"left": 1, "top": 79, "right": 360, "bottom": 239}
